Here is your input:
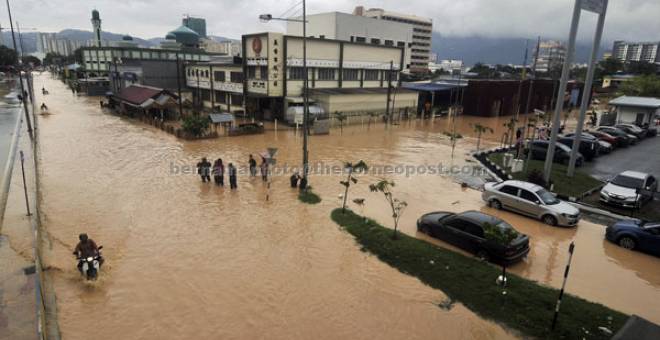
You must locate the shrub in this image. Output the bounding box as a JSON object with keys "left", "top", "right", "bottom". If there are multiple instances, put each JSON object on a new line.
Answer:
{"left": 181, "top": 114, "right": 209, "bottom": 137}
{"left": 527, "top": 168, "right": 547, "bottom": 187}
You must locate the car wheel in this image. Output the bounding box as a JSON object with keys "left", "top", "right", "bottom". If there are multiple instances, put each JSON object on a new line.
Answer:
{"left": 476, "top": 249, "right": 489, "bottom": 262}
{"left": 618, "top": 237, "right": 636, "bottom": 250}
{"left": 542, "top": 214, "right": 557, "bottom": 226}
{"left": 490, "top": 199, "right": 502, "bottom": 210}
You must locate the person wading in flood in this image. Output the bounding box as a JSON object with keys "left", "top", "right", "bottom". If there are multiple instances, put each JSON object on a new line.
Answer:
{"left": 290, "top": 172, "right": 300, "bottom": 188}
{"left": 196, "top": 157, "right": 212, "bottom": 183}
{"left": 213, "top": 158, "right": 224, "bottom": 186}
{"left": 260, "top": 157, "right": 268, "bottom": 182}
{"left": 73, "top": 233, "right": 104, "bottom": 271}
{"left": 228, "top": 163, "right": 238, "bottom": 189}
{"left": 248, "top": 154, "right": 257, "bottom": 177}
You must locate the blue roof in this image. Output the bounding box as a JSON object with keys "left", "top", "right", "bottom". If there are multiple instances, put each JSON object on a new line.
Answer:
{"left": 403, "top": 82, "right": 465, "bottom": 92}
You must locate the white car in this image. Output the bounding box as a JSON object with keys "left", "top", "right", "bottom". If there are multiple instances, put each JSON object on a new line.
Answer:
{"left": 600, "top": 171, "right": 657, "bottom": 208}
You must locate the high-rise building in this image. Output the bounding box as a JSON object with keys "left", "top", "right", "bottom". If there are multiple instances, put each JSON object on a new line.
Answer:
{"left": 535, "top": 40, "right": 566, "bottom": 73}
{"left": 36, "top": 32, "right": 85, "bottom": 56}
{"left": 355, "top": 6, "right": 433, "bottom": 73}
{"left": 286, "top": 12, "right": 413, "bottom": 72}
{"left": 612, "top": 41, "right": 659, "bottom": 63}
{"left": 182, "top": 16, "right": 206, "bottom": 38}
{"left": 91, "top": 9, "right": 102, "bottom": 48}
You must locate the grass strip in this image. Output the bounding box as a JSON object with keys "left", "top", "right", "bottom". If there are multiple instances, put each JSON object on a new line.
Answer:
{"left": 298, "top": 189, "right": 322, "bottom": 204}
{"left": 331, "top": 208, "right": 627, "bottom": 339}
{"left": 487, "top": 152, "right": 603, "bottom": 198}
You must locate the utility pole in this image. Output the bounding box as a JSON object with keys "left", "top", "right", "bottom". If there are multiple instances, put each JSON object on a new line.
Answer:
{"left": 6, "top": 0, "right": 33, "bottom": 137}
{"left": 385, "top": 60, "right": 393, "bottom": 125}
{"left": 543, "top": 0, "right": 582, "bottom": 183}
{"left": 567, "top": 0, "right": 608, "bottom": 176}
{"left": 523, "top": 37, "right": 541, "bottom": 172}
{"left": 301, "top": 0, "right": 309, "bottom": 182}
{"left": 175, "top": 53, "right": 183, "bottom": 119}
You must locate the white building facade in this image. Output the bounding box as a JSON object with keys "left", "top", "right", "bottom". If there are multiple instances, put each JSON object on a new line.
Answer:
{"left": 356, "top": 6, "right": 433, "bottom": 73}
{"left": 535, "top": 40, "right": 567, "bottom": 73}
{"left": 286, "top": 12, "right": 413, "bottom": 73}
{"left": 612, "top": 41, "right": 660, "bottom": 63}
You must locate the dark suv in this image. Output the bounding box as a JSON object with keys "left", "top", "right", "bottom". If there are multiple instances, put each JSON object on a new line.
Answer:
{"left": 558, "top": 134, "right": 600, "bottom": 161}
{"left": 525, "top": 140, "right": 584, "bottom": 166}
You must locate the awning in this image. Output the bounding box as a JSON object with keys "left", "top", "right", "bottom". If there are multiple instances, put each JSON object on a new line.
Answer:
{"left": 403, "top": 82, "right": 464, "bottom": 92}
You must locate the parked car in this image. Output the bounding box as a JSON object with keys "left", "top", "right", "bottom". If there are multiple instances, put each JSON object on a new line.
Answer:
{"left": 606, "top": 220, "right": 660, "bottom": 257}
{"left": 416, "top": 210, "right": 530, "bottom": 264}
{"left": 588, "top": 129, "right": 626, "bottom": 148}
{"left": 525, "top": 140, "right": 584, "bottom": 166}
{"left": 558, "top": 134, "right": 599, "bottom": 161}
{"left": 482, "top": 180, "right": 581, "bottom": 226}
{"left": 600, "top": 171, "right": 657, "bottom": 208}
{"left": 596, "top": 126, "right": 638, "bottom": 145}
{"left": 615, "top": 124, "right": 646, "bottom": 139}
{"left": 597, "top": 140, "right": 613, "bottom": 154}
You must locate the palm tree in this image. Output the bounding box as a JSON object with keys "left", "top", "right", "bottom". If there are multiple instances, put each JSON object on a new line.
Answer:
{"left": 472, "top": 123, "right": 494, "bottom": 151}
{"left": 503, "top": 117, "right": 518, "bottom": 147}
{"left": 369, "top": 179, "right": 407, "bottom": 239}
{"left": 340, "top": 160, "right": 368, "bottom": 213}
{"left": 334, "top": 111, "right": 347, "bottom": 134}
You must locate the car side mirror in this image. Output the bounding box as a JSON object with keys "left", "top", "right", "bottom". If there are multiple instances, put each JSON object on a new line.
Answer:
{"left": 535, "top": 200, "right": 541, "bottom": 205}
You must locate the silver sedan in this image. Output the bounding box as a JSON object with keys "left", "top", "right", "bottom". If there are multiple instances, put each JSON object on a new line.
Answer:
{"left": 482, "top": 180, "right": 581, "bottom": 227}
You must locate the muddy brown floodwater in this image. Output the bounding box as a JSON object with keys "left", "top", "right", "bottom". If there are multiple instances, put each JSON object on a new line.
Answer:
{"left": 34, "top": 73, "right": 660, "bottom": 340}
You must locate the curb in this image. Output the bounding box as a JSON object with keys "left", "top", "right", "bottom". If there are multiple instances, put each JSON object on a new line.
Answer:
{"left": 568, "top": 202, "right": 638, "bottom": 222}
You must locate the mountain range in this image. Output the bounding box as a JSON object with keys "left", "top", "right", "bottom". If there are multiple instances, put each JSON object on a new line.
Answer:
{"left": 4, "top": 28, "right": 612, "bottom": 66}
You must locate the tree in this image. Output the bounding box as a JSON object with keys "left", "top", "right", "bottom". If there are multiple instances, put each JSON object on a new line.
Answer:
{"left": 443, "top": 131, "right": 463, "bottom": 158}
{"left": 503, "top": 117, "right": 518, "bottom": 147}
{"left": 340, "top": 160, "right": 368, "bottom": 213}
{"left": 334, "top": 111, "right": 346, "bottom": 134}
{"left": 43, "top": 52, "right": 61, "bottom": 66}
{"left": 369, "top": 179, "right": 407, "bottom": 239}
{"left": 181, "top": 115, "right": 209, "bottom": 137}
{"left": 625, "top": 61, "right": 657, "bottom": 76}
{"left": 469, "top": 62, "right": 498, "bottom": 79}
{"left": 472, "top": 123, "right": 494, "bottom": 151}
{"left": 0, "top": 46, "right": 18, "bottom": 67}
{"left": 21, "top": 55, "right": 41, "bottom": 67}
{"left": 621, "top": 75, "right": 660, "bottom": 98}
{"left": 598, "top": 57, "right": 623, "bottom": 76}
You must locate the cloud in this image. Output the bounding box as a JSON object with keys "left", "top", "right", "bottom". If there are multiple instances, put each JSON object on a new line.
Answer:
{"left": 5, "top": 0, "right": 659, "bottom": 43}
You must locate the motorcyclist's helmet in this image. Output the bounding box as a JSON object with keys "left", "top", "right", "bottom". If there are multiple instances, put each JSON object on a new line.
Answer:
{"left": 79, "top": 233, "right": 88, "bottom": 242}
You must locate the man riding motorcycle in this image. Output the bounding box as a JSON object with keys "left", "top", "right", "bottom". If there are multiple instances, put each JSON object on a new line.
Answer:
{"left": 73, "top": 233, "right": 103, "bottom": 272}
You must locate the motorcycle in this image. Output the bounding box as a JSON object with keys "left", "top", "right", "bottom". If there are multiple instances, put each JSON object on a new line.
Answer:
{"left": 77, "top": 246, "right": 103, "bottom": 280}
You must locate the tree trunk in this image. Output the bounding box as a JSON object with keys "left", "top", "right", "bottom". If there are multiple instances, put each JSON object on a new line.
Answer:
{"left": 341, "top": 170, "right": 352, "bottom": 213}
{"left": 476, "top": 131, "right": 482, "bottom": 151}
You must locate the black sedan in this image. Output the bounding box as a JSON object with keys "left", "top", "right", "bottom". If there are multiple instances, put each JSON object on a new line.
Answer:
{"left": 558, "top": 134, "right": 599, "bottom": 161}
{"left": 417, "top": 210, "right": 529, "bottom": 264}
{"left": 606, "top": 220, "right": 660, "bottom": 258}
{"left": 525, "top": 140, "right": 584, "bottom": 166}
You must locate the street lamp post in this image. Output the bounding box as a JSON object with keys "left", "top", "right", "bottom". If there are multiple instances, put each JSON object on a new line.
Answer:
{"left": 260, "top": 1, "right": 310, "bottom": 182}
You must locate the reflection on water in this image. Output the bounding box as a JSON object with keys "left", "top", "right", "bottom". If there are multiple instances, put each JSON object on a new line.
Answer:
{"left": 36, "top": 75, "right": 514, "bottom": 339}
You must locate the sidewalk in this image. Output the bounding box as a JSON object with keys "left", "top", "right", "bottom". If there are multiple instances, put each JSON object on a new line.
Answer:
{"left": 0, "top": 116, "right": 40, "bottom": 340}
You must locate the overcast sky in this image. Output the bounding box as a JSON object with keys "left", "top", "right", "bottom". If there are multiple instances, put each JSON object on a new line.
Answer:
{"left": 6, "top": 0, "right": 660, "bottom": 43}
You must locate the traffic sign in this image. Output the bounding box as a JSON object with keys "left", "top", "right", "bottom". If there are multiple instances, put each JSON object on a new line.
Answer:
{"left": 581, "top": 0, "right": 605, "bottom": 14}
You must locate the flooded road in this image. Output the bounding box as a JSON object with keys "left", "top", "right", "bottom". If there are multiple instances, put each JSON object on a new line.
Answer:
{"left": 34, "top": 73, "right": 660, "bottom": 339}
{"left": 35, "top": 75, "right": 513, "bottom": 339}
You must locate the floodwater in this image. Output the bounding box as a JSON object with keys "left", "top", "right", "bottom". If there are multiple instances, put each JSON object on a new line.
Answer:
{"left": 34, "top": 73, "right": 660, "bottom": 340}
{"left": 35, "top": 75, "right": 514, "bottom": 339}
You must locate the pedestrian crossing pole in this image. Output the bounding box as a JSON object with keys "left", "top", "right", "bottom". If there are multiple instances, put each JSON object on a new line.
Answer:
{"left": 551, "top": 241, "right": 575, "bottom": 330}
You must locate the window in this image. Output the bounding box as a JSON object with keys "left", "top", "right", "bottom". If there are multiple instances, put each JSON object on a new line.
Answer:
{"left": 397, "top": 41, "right": 406, "bottom": 47}
{"left": 464, "top": 223, "right": 484, "bottom": 238}
{"left": 364, "top": 70, "right": 379, "bottom": 81}
{"left": 201, "top": 89, "right": 210, "bottom": 101}
{"left": 214, "top": 71, "right": 225, "bottom": 82}
{"left": 384, "top": 40, "right": 394, "bottom": 46}
{"left": 230, "top": 94, "right": 243, "bottom": 106}
{"left": 319, "top": 35, "right": 325, "bottom": 39}
{"left": 260, "top": 66, "right": 268, "bottom": 80}
{"left": 499, "top": 185, "right": 519, "bottom": 196}
{"left": 289, "top": 67, "right": 305, "bottom": 80}
{"left": 355, "top": 37, "right": 366, "bottom": 43}
{"left": 519, "top": 189, "right": 539, "bottom": 203}
{"left": 445, "top": 218, "right": 467, "bottom": 232}
{"left": 247, "top": 67, "right": 256, "bottom": 79}
{"left": 318, "top": 68, "right": 335, "bottom": 80}
{"left": 216, "top": 92, "right": 226, "bottom": 103}
{"left": 230, "top": 71, "right": 243, "bottom": 83}
{"left": 350, "top": 36, "right": 355, "bottom": 42}
{"left": 342, "top": 69, "right": 358, "bottom": 81}
{"left": 204, "top": 70, "right": 209, "bottom": 78}
{"left": 646, "top": 176, "right": 656, "bottom": 188}
{"left": 371, "top": 38, "right": 381, "bottom": 45}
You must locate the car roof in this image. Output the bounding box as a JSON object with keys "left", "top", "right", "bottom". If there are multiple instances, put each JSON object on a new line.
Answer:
{"left": 500, "top": 180, "right": 544, "bottom": 192}
{"left": 618, "top": 171, "right": 649, "bottom": 180}
{"left": 457, "top": 210, "right": 508, "bottom": 227}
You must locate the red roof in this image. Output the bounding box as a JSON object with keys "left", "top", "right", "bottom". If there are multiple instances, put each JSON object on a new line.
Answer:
{"left": 115, "top": 85, "right": 172, "bottom": 106}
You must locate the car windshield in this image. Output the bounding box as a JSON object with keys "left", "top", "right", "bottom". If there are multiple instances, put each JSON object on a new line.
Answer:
{"left": 536, "top": 189, "right": 559, "bottom": 204}
{"left": 611, "top": 175, "right": 644, "bottom": 189}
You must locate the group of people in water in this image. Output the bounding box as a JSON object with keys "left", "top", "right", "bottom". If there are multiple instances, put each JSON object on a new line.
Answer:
{"left": 196, "top": 154, "right": 269, "bottom": 189}
{"left": 196, "top": 154, "right": 308, "bottom": 190}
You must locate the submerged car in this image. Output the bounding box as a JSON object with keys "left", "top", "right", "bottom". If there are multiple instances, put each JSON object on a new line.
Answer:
{"left": 600, "top": 171, "right": 657, "bottom": 208}
{"left": 606, "top": 220, "right": 660, "bottom": 257}
{"left": 417, "top": 210, "right": 529, "bottom": 264}
{"left": 482, "top": 180, "right": 581, "bottom": 226}
{"left": 525, "top": 140, "right": 584, "bottom": 166}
